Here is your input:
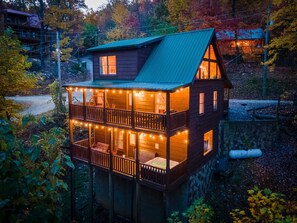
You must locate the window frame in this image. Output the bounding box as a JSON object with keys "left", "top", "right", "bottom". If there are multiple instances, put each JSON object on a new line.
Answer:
{"left": 99, "top": 55, "right": 117, "bottom": 76}
{"left": 213, "top": 91, "right": 218, "bottom": 111}
{"left": 199, "top": 92, "right": 205, "bottom": 115}
{"left": 203, "top": 130, "right": 213, "bottom": 155}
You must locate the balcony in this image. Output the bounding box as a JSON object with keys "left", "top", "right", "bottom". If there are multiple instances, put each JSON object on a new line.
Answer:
{"left": 72, "top": 138, "right": 187, "bottom": 190}
{"left": 70, "top": 103, "right": 188, "bottom": 132}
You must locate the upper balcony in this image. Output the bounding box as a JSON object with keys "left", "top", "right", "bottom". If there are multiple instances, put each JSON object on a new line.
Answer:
{"left": 67, "top": 87, "right": 189, "bottom": 133}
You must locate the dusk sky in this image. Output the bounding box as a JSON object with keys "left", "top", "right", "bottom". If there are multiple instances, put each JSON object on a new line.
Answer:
{"left": 84, "top": 0, "right": 108, "bottom": 10}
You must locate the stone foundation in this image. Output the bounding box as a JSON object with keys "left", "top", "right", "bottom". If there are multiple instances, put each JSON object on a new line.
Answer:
{"left": 188, "top": 158, "right": 217, "bottom": 204}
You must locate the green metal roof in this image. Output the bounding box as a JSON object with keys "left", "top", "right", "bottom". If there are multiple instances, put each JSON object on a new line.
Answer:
{"left": 87, "top": 36, "right": 163, "bottom": 52}
{"left": 66, "top": 28, "right": 232, "bottom": 91}
{"left": 63, "top": 80, "right": 185, "bottom": 91}
{"left": 135, "top": 28, "right": 214, "bottom": 84}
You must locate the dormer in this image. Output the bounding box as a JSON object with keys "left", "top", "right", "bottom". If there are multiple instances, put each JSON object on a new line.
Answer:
{"left": 87, "top": 36, "right": 163, "bottom": 81}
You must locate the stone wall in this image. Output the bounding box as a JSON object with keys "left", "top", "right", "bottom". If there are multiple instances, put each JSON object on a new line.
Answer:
{"left": 220, "top": 120, "right": 279, "bottom": 157}
{"left": 187, "top": 158, "right": 217, "bottom": 204}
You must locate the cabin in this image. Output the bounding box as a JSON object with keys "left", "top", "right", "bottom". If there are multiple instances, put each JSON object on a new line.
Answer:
{"left": 64, "top": 28, "right": 232, "bottom": 223}
{"left": 0, "top": 9, "right": 52, "bottom": 57}
{"left": 216, "top": 28, "right": 264, "bottom": 62}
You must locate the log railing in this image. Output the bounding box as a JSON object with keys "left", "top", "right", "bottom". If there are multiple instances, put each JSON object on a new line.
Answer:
{"left": 72, "top": 139, "right": 89, "bottom": 161}
{"left": 69, "top": 105, "right": 188, "bottom": 132}
{"left": 169, "top": 160, "right": 187, "bottom": 183}
{"left": 140, "top": 163, "right": 167, "bottom": 185}
{"left": 86, "top": 106, "right": 104, "bottom": 122}
{"left": 91, "top": 149, "right": 109, "bottom": 169}
{"left": 135, "top": 111, "right": 166, "bottom": 131}
{"left": 112, "top": 155, "right": 136, "bottom": 176}
{"left": 70, "top": 104, "right": 84, "bottom": 120}
{"left": 106, "top": 108, "right": 132, "bottom": 126}
{"left": 170, "top": 111, "right": 188, "bottom": 130}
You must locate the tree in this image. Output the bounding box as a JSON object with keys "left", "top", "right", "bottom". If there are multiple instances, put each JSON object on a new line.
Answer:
{"left": 107, "top": 2, "right": 142, "bottom": 41}
{"left": 230, "top": 187, "right": 297, "bottom": 222}
{"left": 0, "top": 117, "right": 74, "bottom": 222}
{"left": 266, "top": 0, "right": 297, "bottom": 66}
{"left": 0, "top": 30, "right": 37, "bottom": 120}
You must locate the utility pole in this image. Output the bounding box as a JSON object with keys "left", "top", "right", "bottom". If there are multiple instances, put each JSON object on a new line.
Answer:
{"left": 262, "top": 0, "right": 270, "bottom": 97}
{"left": 56, "top": 30, "right": 62, "bottom": 109}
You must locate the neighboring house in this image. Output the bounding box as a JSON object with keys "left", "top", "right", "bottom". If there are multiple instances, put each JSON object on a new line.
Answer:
{"left": 216, "top": 28, "right": 264, "bottom": 62}
{"left": 64, "top": 28, "right": 232, "bottom": 223}
{"left": 0, "top": 9, "right": 52, "bottom": 57}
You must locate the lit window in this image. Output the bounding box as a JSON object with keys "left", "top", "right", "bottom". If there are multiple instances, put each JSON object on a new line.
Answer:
{"left": 210, "top": 62, "right": 217, "bottom": 79}
{"left": 213, "top": 91, "right": 218, "bottom": 111}
{"left": 203, "top": 130, "right": 213, "bottom": 155}
{"left": 199, "top": 93, "right": 204, "bottom": 115}
{"left": 100, "top": 55, "right": 116, "bottom": 75}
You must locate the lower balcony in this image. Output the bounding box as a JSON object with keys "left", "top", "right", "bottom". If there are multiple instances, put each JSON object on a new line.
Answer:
{"left": 72, "top": 138, "right": 187, "bottom": 190}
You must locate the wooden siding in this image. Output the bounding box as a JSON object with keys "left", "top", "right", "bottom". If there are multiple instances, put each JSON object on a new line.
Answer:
{"left": 106, "top": 91, "right": 128, "bottom": 109}
{"left": 137, "top": 132, "right": 187, "bottom": 162}
{"left": 135, "top": 91, "right": 155, "bottom": 113}
{"left": 170, "top": 87, "right": 189, "bottom": 111}
{"left": 187, "top": 80, "right": 224, "bottom": 173}
{"left": 93, "top": 45, "right": 156, "bottom": 81}
{"left": 92, "top": 127, "right": 187, "bottom": 162}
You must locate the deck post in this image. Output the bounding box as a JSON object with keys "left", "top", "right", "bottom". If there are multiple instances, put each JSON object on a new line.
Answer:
{"left": 83, "top": 89, "right": 87, "bottom": 119}
{"left": 109, "top": 128, "right": 114, "bottom": 223}
{"left": 103, "top": 90, "right": 106, "bottom": 123}
{"left": 135, "top": 132, "right": 141, "bottom": 223}
{"left": 70, "top": 160, "right": 76, "bottom": 221}
{"left": 68, "top": 89, "right": 72, "bottom": 118}
{"left": 88, "top": 125, "right": 93, "bottom": 223}
{"left": 165, "top": 91, "right": 171, "bottom": 221}
{"left": 131, "top": 91, "right": 135, "bottom": 128}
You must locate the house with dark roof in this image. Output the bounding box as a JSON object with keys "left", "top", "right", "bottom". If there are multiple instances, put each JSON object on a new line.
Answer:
{"left": 0, "top": 9, "right": 52, "bottom": 57}
{"left": 64, "top": 28, "right": 232, "bottom": 223}
{"left": 216, "top": 28, "right": 264, "bottom": 62}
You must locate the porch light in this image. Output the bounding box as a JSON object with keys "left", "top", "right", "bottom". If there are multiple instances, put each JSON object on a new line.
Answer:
{"left": 84, "top": 88, "right": 86, "bottom": 91}
{"left": 178, "top": 132, "right": 181, "bottom": 135}
{"left": 180, "top": 88, "right": 184, "bottom": 91}
{"left": 101, "top": 126, "right": 104, "bottom": 129}
{"left": 152, "top": 136, "right": 156, "bottom": 139}
{"left": 185, "top": 140, "right": 188, "bottom": 143}
{"left": 150, "top": 94, "right": 154, "bottom": 97}
{"left": 105, "top": 89, "right": 109, "bottom": 92}
{"left": 114, "top": 128, "right": 117, "bottom": 131}
{"left": 121, "top": 130, "right": 124, "bottom": 133}
{"left": 95, "top": 125, "right": 98, "bottom": 129}
{"left": 128, "top": 131, "right": 131, "bottom": 134}
{"left": 80, "top": 122, "right": 83, "bottom": 125}
{"left": 75, "top": 87, "right": 78, "bottom": 92}
{"left": 80, "top": 89, "right": 83, "bottom": 92}
{"left": 89, "top": 124, "right": 92, "bottom": 127}
{"left": 108, "top": 128, "right": 111, "bottom": 131}
{"left": 95, "top": 90, "right": 98, "bottom": 93}
{"left": 89, "top": 89, "right": 93, "bottom": 92}
{"left": 119, "top": 90, "right": 122, "bottom": 94}
{"left": 184, "top": 130, "right": 188, "bottom": 134}
{"left": 112, "top": 90, "right": 115, "bottom": 93}
{"left": 85, "top": 123, "right": 88, "bottom": 127}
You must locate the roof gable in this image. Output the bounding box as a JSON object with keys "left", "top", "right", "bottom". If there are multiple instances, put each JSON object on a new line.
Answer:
{"left": 135, "top": 28, "right": 215, "bottom": 84}
{"left": 87, "top": 36, "right": 163, "bottom": 52}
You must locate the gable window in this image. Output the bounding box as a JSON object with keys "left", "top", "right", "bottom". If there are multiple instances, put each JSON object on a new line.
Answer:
{"left": 100, "top": 55, "right": 116, "bottom": 75}
{"left": 203, "top": 130, "right": 213, "bottom": 155}
{"left": 213, "top": 91, "right": 218, "bottom": 111}
{"left": 196, "top": 44, "right": 222, "bottom": 80}
{"left": 199, "top": 93, "right": 204, "bottom": 115}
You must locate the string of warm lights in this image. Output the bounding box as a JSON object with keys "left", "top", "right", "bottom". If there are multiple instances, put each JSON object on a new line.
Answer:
{"left": 71, "top": 119, "right": 189, "bottom": 143}
{"left": 66, "top": 87, "right": 186, "bottom": 94}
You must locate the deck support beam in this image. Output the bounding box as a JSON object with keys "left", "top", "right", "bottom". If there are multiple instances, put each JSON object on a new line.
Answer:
{"left": 135, "top": 132, "right": 141, "bottom": 223}
{"left": 83, "top": 89, "right": 86, "bottom": 119}
{"left": 88, "top": 125, "right": 93, "bottom": 223}
{"left": 109, "top": 129, "right": 114, "bottom": 223}
{"left": 165, "top": 91, "right": 171, "bottom": 220}
{"left": 70, "top": 160, "right": 76, "bottom": 221}
{"left": 103, "top": 90, "right": 106, "bottom": 123}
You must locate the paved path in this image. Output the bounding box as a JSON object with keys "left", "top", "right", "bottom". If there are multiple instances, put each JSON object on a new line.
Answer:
{"left": 7, "top": 95, "right": 291, "bottom": 118}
